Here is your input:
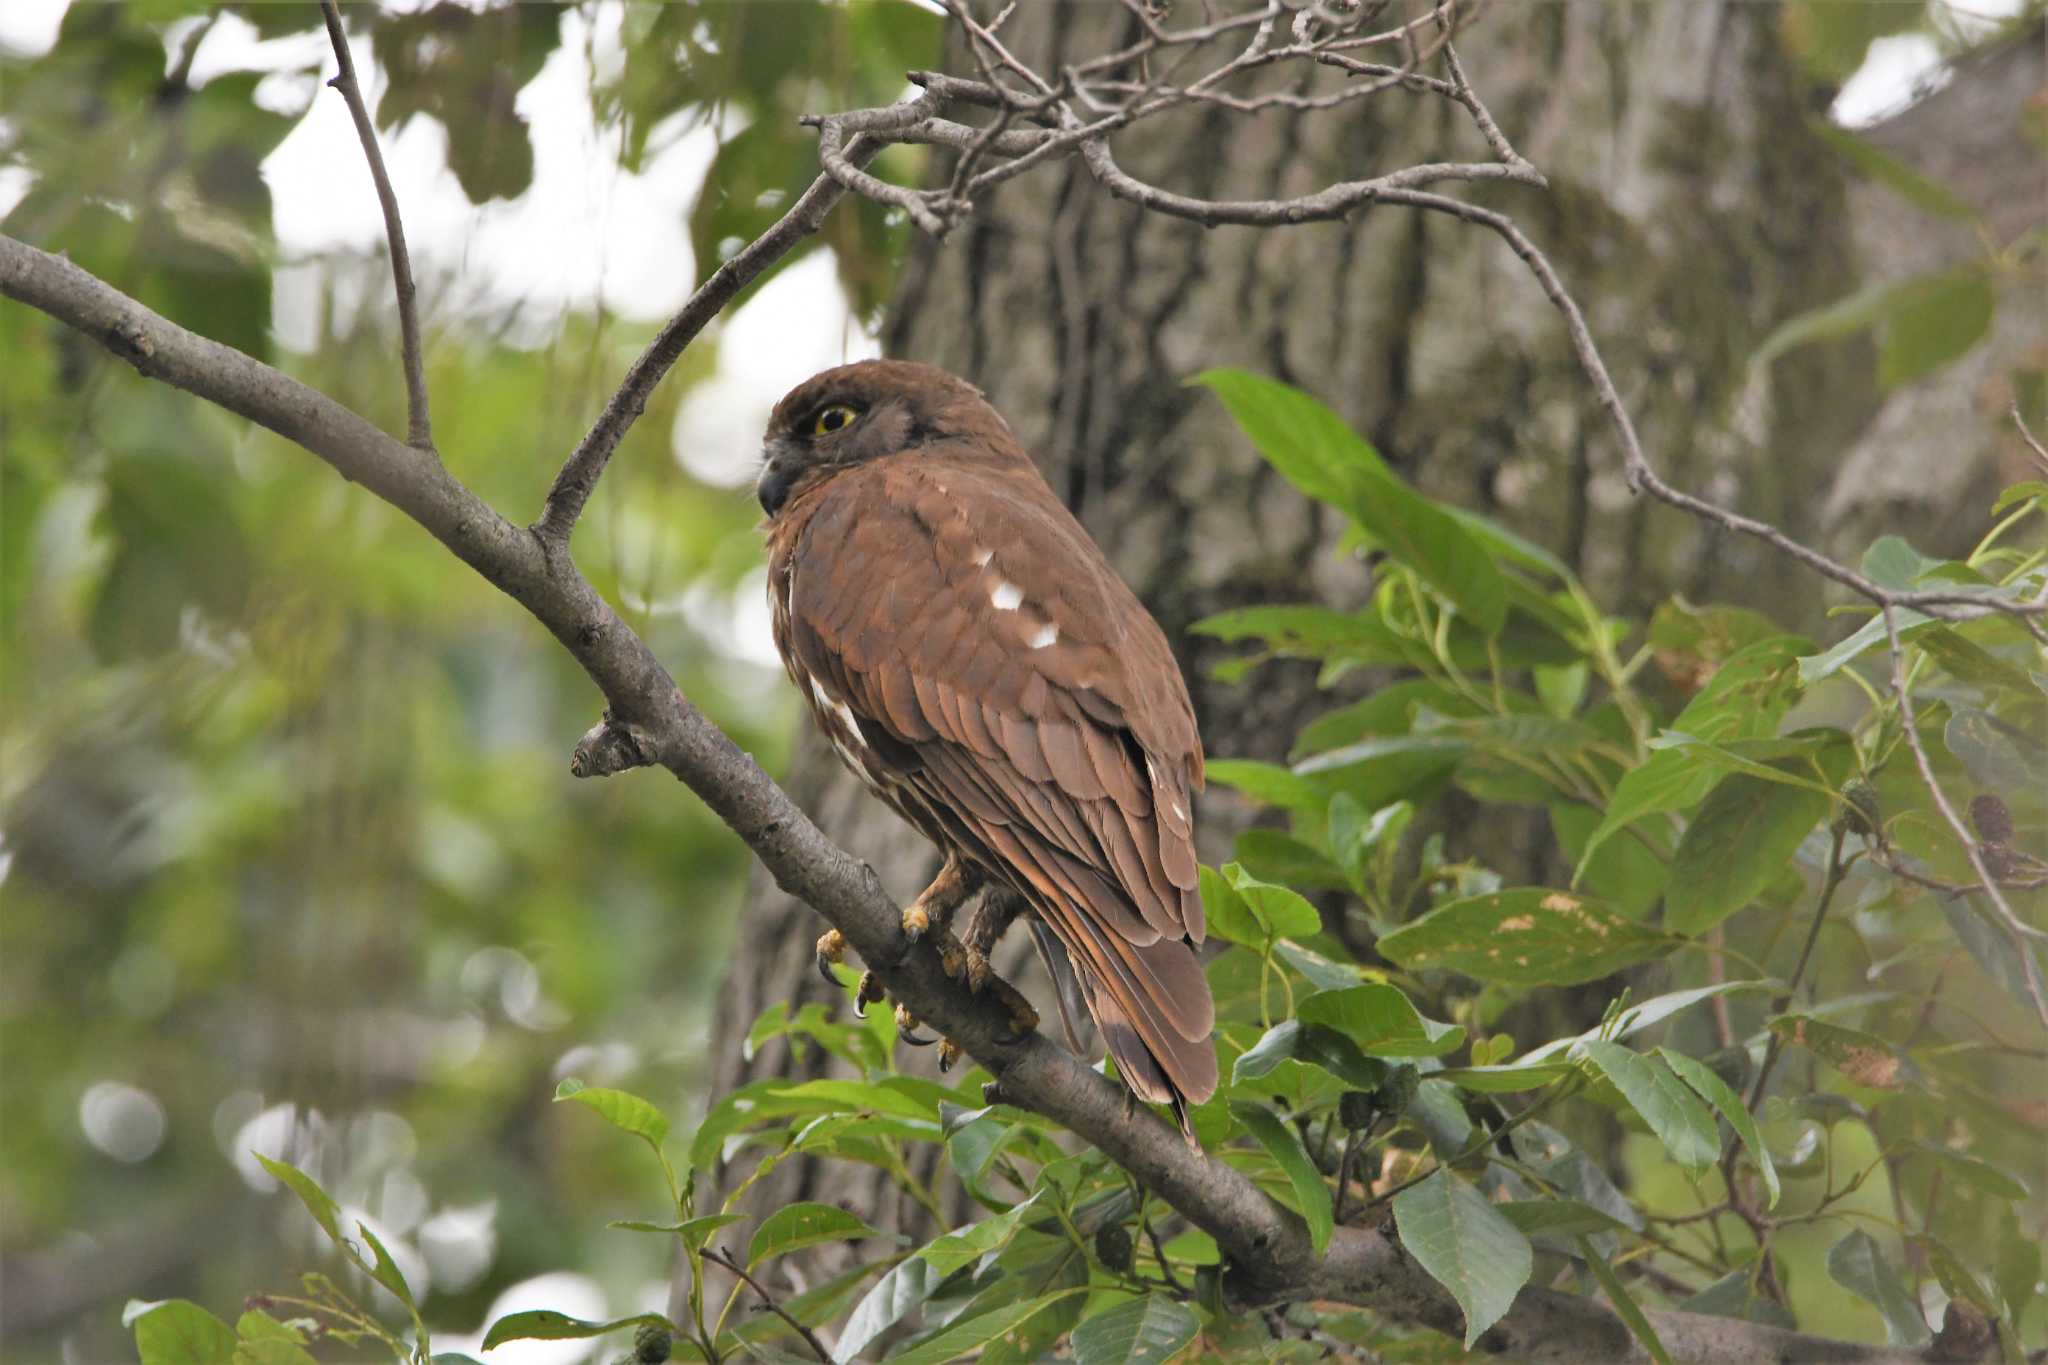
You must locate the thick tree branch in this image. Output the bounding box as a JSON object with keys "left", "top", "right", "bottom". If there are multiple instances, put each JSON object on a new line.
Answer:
{"left": 318, "top": 0, "right": 431, "bottom": 452}
{"left": 0, "top": 230, "right": 1959, "bottom": 1365}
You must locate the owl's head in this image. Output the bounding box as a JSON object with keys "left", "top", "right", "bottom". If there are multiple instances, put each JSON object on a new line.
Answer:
{"left": 756, "top": 359, "right": 1003, "bottom": 516}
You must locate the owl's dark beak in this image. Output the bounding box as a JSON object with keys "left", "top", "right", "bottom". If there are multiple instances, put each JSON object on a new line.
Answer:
{"left": 757, "top": 444, "right": 798, "bottom": 517}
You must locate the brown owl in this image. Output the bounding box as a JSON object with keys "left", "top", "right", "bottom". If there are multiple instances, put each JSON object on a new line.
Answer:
{"left": 758, "top": 359, "right": 1216, "bottom": 1130}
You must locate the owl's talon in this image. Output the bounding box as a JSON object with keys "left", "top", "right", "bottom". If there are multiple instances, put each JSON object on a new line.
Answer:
{"left": 962, "top": 945, "right": 992, "bottom": 994}
{"left": 938, "top": 1039, "right": 963, "bottom": 1073}
{"left": 852, "top": 970, "right": 885, "bottom": 1018}
{"left": 815, "top": 929, "right": 848, "bottom": 988}
{"left": 896, "top": 1001, "right": 935, "bottom": 1046}
{"left": 901, "top": 900, "right": 930, "bottom": 943}
{"left": 990, "top": 980, "right": 1039, "bottom": 1045}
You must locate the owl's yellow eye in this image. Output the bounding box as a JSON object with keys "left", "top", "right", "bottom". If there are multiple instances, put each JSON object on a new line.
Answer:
{"left": 809, "top": 404, "right": 859, "bottom": 436}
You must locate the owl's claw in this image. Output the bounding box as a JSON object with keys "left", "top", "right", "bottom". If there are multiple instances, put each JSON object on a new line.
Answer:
{"left": 815, "top": 929, "right": 848, "bottom": 988}
{"left": 895, "top": 1001, "right": 935, "bottom": 1046}
{"left": 852, "top": 970, "right": 885, "bottom": 1017}
{"left": 938, "top": 1039, "right": 963, "bottom": 1073}
{"left": 989, "top": 977, "right": 1040, "bottom": 1045}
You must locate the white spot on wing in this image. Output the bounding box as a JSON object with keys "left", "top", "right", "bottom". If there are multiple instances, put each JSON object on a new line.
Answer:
{"left": 1029, "top": 622, "right": 1059, "bottom": 649}
{"left": 809, "top": 677, "right": 864, "bottom": 746}
{"left": 1172, "top": 801, "right": 1189, "bottom": 824}
{"left": 991, "top": 580, "right": 1024, "bottom": 611}
{"left": 971, "top": 547, "right": 993, "bottom": 567}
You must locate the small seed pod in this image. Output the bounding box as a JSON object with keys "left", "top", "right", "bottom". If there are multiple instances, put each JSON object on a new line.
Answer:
{"left": 634, "top": 1323, "right": 672, "bottom": 1365}
{"left": 1834, "top": 780, "right": 1881, "bottom": 838}
{"left": 1338, "top": 1090, "right": 1379, "bottom": 1132}
{"left": 1095, "top": 1223, "right": 1134, "bottom": 1274}
{"left": 1970, "top": 793, "right": 2014, "bottom": 844}
{"left": 1375, "top": 1064, "right": 1421, "bottom": 1116}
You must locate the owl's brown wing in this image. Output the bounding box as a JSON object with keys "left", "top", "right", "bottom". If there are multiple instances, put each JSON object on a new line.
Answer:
{"left": 777, "top": 456, "right": 1216, "bottom": 1110}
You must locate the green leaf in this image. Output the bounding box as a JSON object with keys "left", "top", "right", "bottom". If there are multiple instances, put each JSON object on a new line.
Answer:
{"left": 1753, "top": 262, "right": 1994, "bottom": 389}
{"left": 1070, "top": 1294, "right": 1200, "bottom": 1365}
{"left": 1494, "top": 1200, "right": 1631, "bottom": 1237}
{"left": 610, "top": 1213, "right": 747, "bottom": 1248}
{"left": 1899, "top": 1140, "right": 2030, "bottom": 1201}
{"left": 357, "top": 1222, "right": 417, "bottom": 1309}
{"left": 884, "top": 1291, "right": 1085, "bottom": 1365}
{"left": 1221, "top": 862, "right": 1322, "bottom": 939}
{"left": 1945, "top": 707, "right": 2048, "bottom": 791}
{"left": 1295, "top": 984, "right": 1466, "bottom": 1057}
{"left": 1377, "top": 889, "right": 1678, "bottom": 985}
{"left": 1912, "top": 1234, "right": 1999, "bottom": 1314}
{"left": 1578, "top": 1236, "right": 1675, "bottom": 1365}
{"left": 1665, "top": 771, "right": 1833, "bottom": 936}
{"left": 1579, "top": 635, "right": 1811, "bottom": 871}
{"left": 1232, "top": 1020, "right": 1390, "bottom": 1091}
{"left": 1231, "top": 829, "right": 1351, "bottom": 892}
{"left": 919, "top": 1193, "right": 1043, "bottom": 1276}
{"left": 1195, "top": 369, "right": 1508, "bottom": 633}
{"left": 1813, "top": 122, "right": 1975, "bottom": 221}
{"left": 252, "top": 1154, "right": 343, "bottom": 1246}
{"left": 1659, "top": 1048, "right": 1780, "bottom": 1208}
{"left": 1522, "top": 981, "right": 1780, "bottom": 1064}
{"left": 554, "top": 1083, "right": 670, "bottom": 1146}
{"left": 1580, "top": 1042, "right": 1720, "bottom": 1175}
{"left": 765, "top": 1079, "right": 940, "bottom": 1121}
{"left": 1231, "top": 1102, "right": 1334, "bottom": 1255}
{"left": 748, "top": 1203, "right": 885, "bottom": 1266}
{"left": 834, "top": 1257, "right": 939, "bottom": 1365}
{"left": 1205, "top": 759, "right": 1322, "bottom": 812}
{"left": 1992, "top": 480, "right": 2048, "bottom": 517}
{"left": 1878, "top": 266, "right": 1995, "bottom": 390}
{"left": 1768, "top": 1016, "right": 1918, "bottom": 1091}
{"left": 1431, "top": 1062, "right": 1574, "bottom": 1093}
{"left": 1197, "top": 864, "right": 1261, "bottom": 948}
{"left": 134, "top": 1301, "right": 238, "bottom": 1365}
{"left": 482, "top": 1311, "right": 676, "bottom": 1351}
{"left": 1827, "top": 1230, "right": 1932, "bottom": 1346}
{"left": 1780, "top": 0, "right": 1926, "bottom": 82}
{"left": 1643, "top": 733, "right": 1841, "bottom": 798}
{"left": 1271, "top": 940, "right": 1366, "bottom": 992}
{"left": 1392, "top": 1170, "right": 1534, "bottom": 1348}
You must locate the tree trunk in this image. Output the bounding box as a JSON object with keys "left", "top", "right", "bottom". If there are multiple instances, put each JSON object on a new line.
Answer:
{"left": 697, "top": 0, "right": 2027, "bottom": 1303}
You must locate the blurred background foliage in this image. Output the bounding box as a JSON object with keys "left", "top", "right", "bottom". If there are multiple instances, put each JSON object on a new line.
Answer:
{"left": 1, "top": 1, "right": 935, "bottom": 1359}
{"left": 1, "top": 0, "right": 2041, "bottom": 1361}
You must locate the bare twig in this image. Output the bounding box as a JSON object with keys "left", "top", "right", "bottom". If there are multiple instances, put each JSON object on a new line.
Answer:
{"left": 701, "top": 1249, "right": 832, "bottom": 1364}
{"left": 1881, "top": 604, "right": 2048, "bottom": 1030}
{"left": 532, "top": 91, "right": 937, "bottom": 546}
{"left": 318, "top": 0, "right": 431, "bottom": 452}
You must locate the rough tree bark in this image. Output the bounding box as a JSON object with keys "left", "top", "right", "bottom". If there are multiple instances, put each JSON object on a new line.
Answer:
{"left": 698, "top": 0, "right": 2030, "bottom": 1294}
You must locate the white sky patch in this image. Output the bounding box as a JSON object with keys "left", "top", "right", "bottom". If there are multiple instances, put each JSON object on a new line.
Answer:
{"left": 1832, "top": 34, "right": 1950, "bottom": 128}
{"left": 671, "top": 248, "right": 883, "bottom": 487}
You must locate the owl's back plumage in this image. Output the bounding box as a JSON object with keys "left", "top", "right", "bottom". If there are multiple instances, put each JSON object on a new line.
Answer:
{"left": 761, "top": 360, "right": 1217, "bottom": 1118}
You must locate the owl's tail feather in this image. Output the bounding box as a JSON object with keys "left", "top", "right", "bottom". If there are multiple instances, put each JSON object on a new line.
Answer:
{"left": 1027, "top": 919, "right": 1093, "bottom": 1055}
{"left": 1070, "top": 938, "right": 1218, "bottom": 1138}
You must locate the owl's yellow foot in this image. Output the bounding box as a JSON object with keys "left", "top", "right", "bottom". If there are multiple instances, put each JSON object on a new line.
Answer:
{"left": 989, "top": 976, "right": 1040, "bottom": 1045}
{"left": 815, "top": 929, "right": 848, "bottom": 987}
{"left": 900, "top": 900, "right": 930, "bottom": 942}
{"left": 902, "top": 853, "right": 980, "bottom": 945}
{"left": 934, "top": 930, "right": 992, "bottom": 993}
{"left": 851, "top": 970, "right": 886, "bottom": 1018}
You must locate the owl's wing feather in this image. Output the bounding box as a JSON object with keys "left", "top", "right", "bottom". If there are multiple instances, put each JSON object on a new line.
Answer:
{"left": 783, "top": 457, "right": 1214, "bottom": 1107}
